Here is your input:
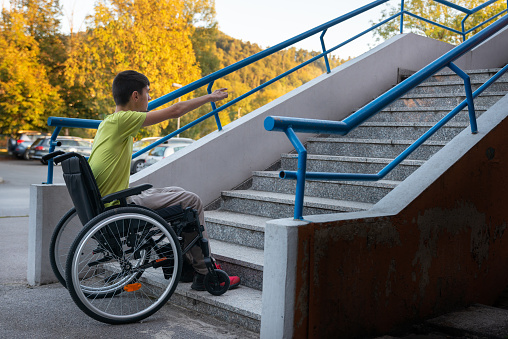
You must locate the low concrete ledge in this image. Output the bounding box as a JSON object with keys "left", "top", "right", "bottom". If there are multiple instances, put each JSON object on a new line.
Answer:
{"left": 28, "top": 184, "right": 72, "bottom": 285}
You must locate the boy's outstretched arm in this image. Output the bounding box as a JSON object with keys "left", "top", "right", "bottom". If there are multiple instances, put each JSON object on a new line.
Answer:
{"left": 142, "top": 88, "right": 228, "bottom": 127}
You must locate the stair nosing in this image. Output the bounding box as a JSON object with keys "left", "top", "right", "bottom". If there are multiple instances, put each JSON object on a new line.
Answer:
{"left": 357, "top": 121, "right": 469, "bottom": 127}
{"left": 221, "top": 190, "right": 374, "bottom": 211}
{"left": 252, "top": 171, "right": 401, "bottom": 188}
{"left": 210, "top": 238, "right": 264, "bottom": 270}
{"left": 418, "top": 79, "right": 508, "bottom": 86}
{"left": 174, "top": 283, "right": 262, "bottom": 320}
{"left": 281, "top": 153, "right": 426, "bottom": 166}
{"left": 307, "top": 137, "right": 447, "bottom": 146}
{"left": 400, "top": 91, "right": 507, "bottom": 99}
{"left": 205, "top": 210, "right": 268, "bottom": 232}
{"left": 378, "top": 105, "right": 489, "bottom": 112}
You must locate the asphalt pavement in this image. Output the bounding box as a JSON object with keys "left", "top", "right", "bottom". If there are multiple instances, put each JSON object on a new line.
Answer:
{"left": 0, "top": 156, "right": 258, "bottom": 338}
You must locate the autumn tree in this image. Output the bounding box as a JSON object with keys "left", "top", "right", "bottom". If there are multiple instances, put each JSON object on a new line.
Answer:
{"left": 65, "top": 0, "right": 203, "bottom": 138}
{"left": 373, "top": 0, "right": 507, "bottom": 44}
{"left": 0, "top": 1, "right": 64, "bottom": 135}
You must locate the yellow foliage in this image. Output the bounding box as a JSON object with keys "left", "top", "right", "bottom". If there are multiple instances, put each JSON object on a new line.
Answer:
{"left": 65, "top": 0, "right": 202, "bottom": 122}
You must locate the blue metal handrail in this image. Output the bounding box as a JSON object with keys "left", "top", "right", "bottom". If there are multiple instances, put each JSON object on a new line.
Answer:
{"left": 44, "top": 0, "right": 391, "bottom": 184}
{"left": 265, "top": 13, "right": 508, "bottom": 220}
{"left": 44, "top": 0, "right": 508, "bottom": 186}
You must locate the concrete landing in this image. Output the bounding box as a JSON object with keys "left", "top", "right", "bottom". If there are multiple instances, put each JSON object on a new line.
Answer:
{"left": 426, "top": 304, "right": 508, "bottom": 338}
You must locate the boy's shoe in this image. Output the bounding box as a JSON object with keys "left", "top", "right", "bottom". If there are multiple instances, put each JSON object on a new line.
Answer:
{"left": 227, "top": 275, "right": 241, "bottom": 289}
{"left": 190, "top": 271, "right": 241, "bottom": 291}
{"left": 214, "top": 262, "right": 241, "bottom": 290}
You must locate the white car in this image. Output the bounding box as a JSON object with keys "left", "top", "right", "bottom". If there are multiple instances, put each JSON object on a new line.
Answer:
{"left": 130, "top": 137, "right": 162, "bottom": 174}
{"left": 144, "top": 138, "right": 194, "bottom": 168}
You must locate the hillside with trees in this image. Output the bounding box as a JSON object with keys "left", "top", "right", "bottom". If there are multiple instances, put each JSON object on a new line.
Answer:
{"left": 0, "top": 0, "right": 346, "bottom": 140}
{"left": 4, "top": 1, "right": 504, "bottom": 140}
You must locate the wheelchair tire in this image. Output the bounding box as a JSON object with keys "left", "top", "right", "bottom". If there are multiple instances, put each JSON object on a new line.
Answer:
{"left": 49, "top": 207, "right": 81, "bottom": 288}
{"left": 204, "top": 269, "right": 230, "bottom": 296}
{"left": 65, "top": 206, "right": 182, "bottom": 324}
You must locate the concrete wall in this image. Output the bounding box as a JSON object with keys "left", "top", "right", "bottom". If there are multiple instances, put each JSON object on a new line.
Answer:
{"left": 129, "top": 33, "right": 459, "bottom": 206}
{"left": 456, "top": 25, "right": 508, "bottom": 70}
{"left": 261, "top": 94, "right": 508, "bottom": 338}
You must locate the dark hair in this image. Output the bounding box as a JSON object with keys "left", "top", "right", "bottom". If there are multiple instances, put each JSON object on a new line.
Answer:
{"left": 112, "top": 70, "right": 150, "bottom": 106}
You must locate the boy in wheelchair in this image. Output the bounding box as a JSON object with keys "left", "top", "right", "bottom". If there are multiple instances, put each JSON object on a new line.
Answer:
{"left": 88, "top": 70, "right": 240, "bottom": 291}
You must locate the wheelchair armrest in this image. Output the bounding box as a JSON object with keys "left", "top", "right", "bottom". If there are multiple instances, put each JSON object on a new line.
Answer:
{"left": 101, "top": 184, "right": 153, "bottom": 204}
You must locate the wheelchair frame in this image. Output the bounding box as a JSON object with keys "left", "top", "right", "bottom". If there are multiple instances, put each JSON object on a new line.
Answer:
{"left": 44, "top": 151, "right": 230, "bottom": 324}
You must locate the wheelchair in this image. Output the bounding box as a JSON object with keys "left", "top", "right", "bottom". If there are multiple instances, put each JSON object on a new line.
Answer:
{"left": 44, "top": 151, "right": 230, "bottom": 324}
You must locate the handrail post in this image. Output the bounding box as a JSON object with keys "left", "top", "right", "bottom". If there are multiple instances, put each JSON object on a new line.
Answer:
{"left": 207, "top": 81, "right": 223, "bottom": 131}
{"left": 320, "top": 29, "right": 331, "bottom": 73}
{"left": 44, "top": 126, "right": 62, "bottom": 184}
{"left": 461, "top": 14, "right": 470, "bottom": 41}
{"left": 400, "top": 0, "right": 405, "bottom": 33}
{"left": 448, "top": 62, "right": 478, "bottom": 134}
{"left": 284, "top": 127, "right": 307, "bottom": 220}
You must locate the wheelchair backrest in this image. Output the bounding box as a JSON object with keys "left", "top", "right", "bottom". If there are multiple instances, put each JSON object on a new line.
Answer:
{"left": 61, "top": 154, "right": 104, "bottom": 225}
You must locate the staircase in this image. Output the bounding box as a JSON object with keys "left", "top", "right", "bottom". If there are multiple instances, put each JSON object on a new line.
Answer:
{"left": 167, "top": 68, "right": 508, "bottom": 334}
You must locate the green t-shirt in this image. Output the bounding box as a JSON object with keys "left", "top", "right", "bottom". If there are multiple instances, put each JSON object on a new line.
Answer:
{"left": 88, "top": 110, "right": 146, "bottom": 198}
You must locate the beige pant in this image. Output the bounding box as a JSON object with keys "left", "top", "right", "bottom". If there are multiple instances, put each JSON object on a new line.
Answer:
{"left": 128, "top": 187, "right": 210, "bottom": 275}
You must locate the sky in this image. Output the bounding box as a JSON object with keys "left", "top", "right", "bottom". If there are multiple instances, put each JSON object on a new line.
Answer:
{"left": 55, "top": 0, "right": 394, "bottom": 58}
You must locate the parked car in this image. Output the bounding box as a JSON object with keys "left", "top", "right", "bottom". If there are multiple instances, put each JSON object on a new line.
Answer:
{"left": 144, "top": 138, "right": 194, "bottom": 168}
{"left": 28, "top": 136, "right": 93, "bottom": 164}
{"left": 130, "top": 137, "right": 162, "bottom": 174}
{"left": 7, "top": 131, "right": 50, "bottom": 159}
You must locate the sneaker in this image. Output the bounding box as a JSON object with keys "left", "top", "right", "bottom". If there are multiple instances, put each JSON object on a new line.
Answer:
{"left": 214, "top": 262, "right": 241, "bottom": 290}
{"left": 228, "top": 275, "right": 241, "bottom": 290}
{"left": 191, "top": 273, "right": 206, "bottom": 291}
{"left": 191, "top": 271, "right": 241, "bottom": 291}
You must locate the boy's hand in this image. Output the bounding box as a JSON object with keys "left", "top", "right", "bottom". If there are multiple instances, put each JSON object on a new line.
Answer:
{"left": 209, "top": 88, "right": 228, "bottom": 102}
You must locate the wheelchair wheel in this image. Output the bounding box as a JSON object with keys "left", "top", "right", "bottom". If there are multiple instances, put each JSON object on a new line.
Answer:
{"left": 204, "top": 269, "right": 230, "bottom": 296}
{"left": 65, "top": 207, "right": 182, "bottom": 324}
{"left": 49, "top": 207, "right": 82, "bottom": 288}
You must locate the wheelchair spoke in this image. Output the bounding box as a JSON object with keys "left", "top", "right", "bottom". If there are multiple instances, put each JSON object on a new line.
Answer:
{"left": 66, "top": 207, "right": 182, "bottom": 324}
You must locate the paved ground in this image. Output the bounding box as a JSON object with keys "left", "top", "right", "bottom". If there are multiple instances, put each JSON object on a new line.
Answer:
{"left": 0, "top": 156, "right": 258, "bottom": 338}
{"left": 0, "top": 216, "right": 259, "bottom": 339}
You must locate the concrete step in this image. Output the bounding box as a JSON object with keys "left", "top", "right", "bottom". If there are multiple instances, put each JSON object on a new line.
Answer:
{"left": 425, "top": 304, "right": 508, "bottom": 338}
{"left": 390, "top": 91, "right": 505, "bottom": 108}
{"left": 424, "top": 68, "right": 506, "bottom": 83}
{"left": 219, "top": 189, "right": 374, "bottom": 219}
{"left": 171, "top": 282, "right": 262, "bottom": 333}
{"left": 205, "top": 210, "right": 269, "bottom": 250}
{"left": 369, "top": 106, "right": 487, "bottom": 123}
{"left": 281, "top": 154, "right": 425, "bottom": 181}
{"left": 251, "top": 171, "right": 400, "bottom": 204}
{"left": 210, "top": 238, "right": 264, "bottom": 291}
{"left": 343, "top": 121, "right": 469, "bottom": 141}
{"left": 409, "top": 79, "right": 508, "bottom": 94}
{"left": 307, "top": 138, "right": 446, "bottom": 160}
